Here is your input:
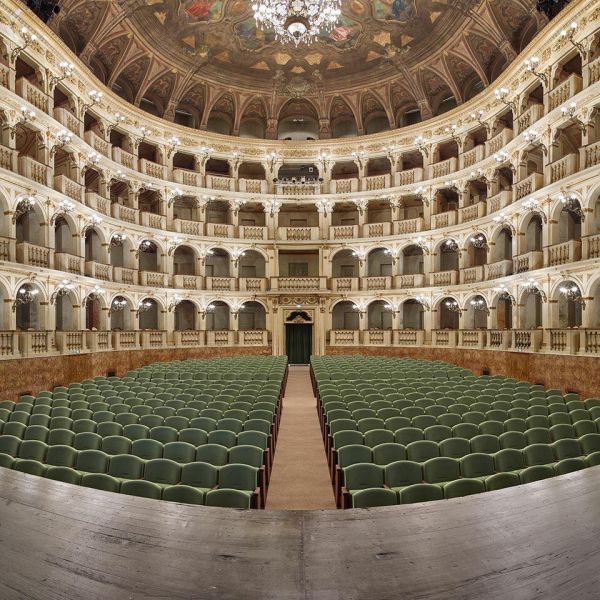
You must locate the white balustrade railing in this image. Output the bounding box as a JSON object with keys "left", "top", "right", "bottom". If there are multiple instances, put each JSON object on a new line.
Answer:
{"left": 514, "top": 172, "right": 544, "bottom": 200}
{"left": 139, "top": 158, "right": 167, "bottom": 180}
{"left": 205, "top": 276, "right": 236, "bottom": 291}
{"left": 85, "top": 192, "right": 110, "bottom": 215}
{"left": 363, "top": 329, "right": 391, "bottom": 345}
{"left": 546, "top": 240, "right": 581, "bottom": 267}
{"left": 394, "top": 330, "right": 424, "bottom": 346}
{"left": 459, "top": 330, "right": 485, "bottom": 348}
{"left": 239, "top": 330, "right": 268, "bottom": 346}
{"left": 240, "top": 225, "right": 267, "bottom": 240}
{"left": 548, "top": 329, "right": 580, "bottom": 354}
{"left": 430, "top": 270, "right": 458, "bottom": 286}
{"left": 330, "top": 330, "right": 359, "bottom": 345}
{"left": 487, "top": 330, "right": 511, "bottom": 349}
{"left": 432, "top": 329, "right": 458, "bottom": 347}
{"left": 331, "top": 277, "right": 358, "bottom": 292}
{"left": 330, "top": 225, "right": 358, "bottom": 240}
{"left": 85, "top": 261, "right": 111, "bottom": 281}
{"left": 458, "top": 202, "right": 486, "bottom": 224}
{"left": 112, "top": 147, "right": 135, "bottom": 169}
{"left": 239, "top": 278, "right": 267, "bottom": 293}
{"left": 363, "top": 222, "right": 391, "bottom": 237}
{"left": 516, "top": 104, "right": 544, "bottom": 134}
{"left": 16, "top": 242, "right": 51, "bottom": 268}
{"left": 174, "top": 218, "right": 203, "bottom": 236}
{"left": 394, "top": 217, "right": 423, "bottom": 235}
{"left": 173, "top": 168, "right": 200, "bottom": 187}
{"left": 281, "top": 227, "right": 319, "bottom": 241}
{"left": 485, "top": 259, "right": 513, "bottom": 280}
{"left": 84, "top": 130, "right": 111, "bottom": 157}
{"left": 549, "top": 153, "right": 578, "bottom": 183}
{"left": 395, "top": 274, "right": 425, "bottom": 288}
{"left": 271, "top": 277, "right": 326, "bottom": 292}
{"left": 362, "top": 276, "right": 391, "bottom": 291}
{"left": 460, "top": 265, "right": 484, "bottom": 284}
{"left": 513, "top": 250, "right": 543, "bottom": 273}
{"left": 172, "top": 274, "right": 203, "bottom": 290}
{"left": 395, "top": 168, "right": 423, "bottom": 187}
{"left": 512, "top": 329, "right": 543, "bottom": 352}
{"left": 431, "top": 211, "right": 457, "bottom": 229}
{"left": 174, "top": 330, "right": 205, "bottom": 347}
{"left": 548, "top": 73, "right": 582, "bottom": 111}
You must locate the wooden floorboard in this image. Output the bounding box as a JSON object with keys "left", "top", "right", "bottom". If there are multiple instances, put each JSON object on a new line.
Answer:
{"left": 1, "top": 466, "right": 600, "bottom": 599}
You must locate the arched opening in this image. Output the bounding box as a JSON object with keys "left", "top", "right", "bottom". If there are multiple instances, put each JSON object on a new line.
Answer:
{"left": 138, "top": 298, "right": 160, "bottom": 331}
{"left": 205, "top": 248, "right": 230, "bottom": 278}
{"left": 85, "top": 295, "right": 103, "bottom": 331}
{"left": 110, "top": 296, "right": 131, "bottom": 331}
{"left": 239, "top": 301, "right": 267, "bottom": 330}
{"left": 437, "top": 240, "right": 459, "bottom": 272}
{"left": 54, "top": 288, "right": 77, "bottom": 331}
{"left": 173, "top": 245, "right": 197, "bottom": 276}
{"left": 15, "top": 283, "right": 44, "bottom": 331}
{"left": 277, "top": 99, "right": 320, "bottom": 140}
{"left": 495, "top": 295, "right": 513, "bottom": 330}
{"left": 464, "top": 295, "right": 488, "bottom": 330}
{"left": 401, "top": 245, "right": 424, "bottom": 275}
{"left": 465, "top": 234, "right": 488, "bottom": 268}
{"left": 332, "top": 301, "right": 359, "bottom": 330}
{"left": 366, "top": 199, "right": 392, "bottom": 225}
{"left": 172, "top": 195, "right": 200, "bottom": 222}
{"left": 402, "top": 300, "right": 424, "bottom": 330}
{"left": 520, "top": 291, "right": 543, "bottom": 329}
{"left": 438, "top": 297, "right": 460, "bottom": 330}
{"left": 206, "top": 198, "right": 230, "bottom": 225}
{"left": 368, "top": 300, "right": 392, "bottom": 330}
{"left": 331, "top": 201, "right": 358, "bottom": 227}
{"left": 556, "top": 281, "right": 583, "bottom": 328}
{"left": 239, "top": 250, "right": 266, "bottom": 279}
{"left": 138, "top": 240, "right": 159, "bottom": 273}
{"left": 109, "top": 235, "right": 133, "bottom": 269}
{"left": 110, "top": 180, "right": 132, "bottom": 209}
{"left": 524, "top": 214, "right": 543, "bottom": 253}
{"left": 494, "top": 227, "right": 513, "bottom": 262}
{"left": 206, "top": 301, "right": 230, "bottom": 331}
{"left": 16, "top": 198, "right": 45, "bottom": 247}
{"left": 331, "top": 249, "right": 359, "bottom": 279}
{"left": 367, "top": 248, "right": 393, "bottom": 277}
{"left": 54, "top": 217, "right": 75, "bottom": 255}
{"left": 558, "top": 200, "right": 582, "bottom": 243}
{"left": 174, "top": 300, "right": 197, "bottom": 331}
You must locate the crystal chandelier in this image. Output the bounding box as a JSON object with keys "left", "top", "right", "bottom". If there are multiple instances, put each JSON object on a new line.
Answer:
{"left": 252, "top": 0, "right": 342, "bottom": 46}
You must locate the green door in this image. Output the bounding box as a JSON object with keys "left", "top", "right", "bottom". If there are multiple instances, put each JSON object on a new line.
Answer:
{"left": 286, "top": 324, "right": 312, "bottom": 365}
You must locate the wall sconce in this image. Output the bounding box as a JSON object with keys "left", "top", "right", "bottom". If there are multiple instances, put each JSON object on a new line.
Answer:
{"left": 109, "top": 298, "right": 128, "bottom": 316}
{"left": 166, "top": 136, "right": 181, "bottom": 159}
{"left": 384, "top": 247, "right": 401, "bottom": 264}
{"left": 12, "top": 284, "right": 39, "bottom": 312}
{"left": 523, "top": 129, "right": 547, "bottom": 155}
{"left": 524, "top": 56, "right": 548, "bottom": 85}
{"left": 12, "top": 194, "right": 37, "bottom": 223}
{"left": 413, "top": 186, "right": 430, "bottom": 206}
{"left": 352, "top": 249, "right": 366, "bottom": 267}
{"left": 384, "top": 302, "right": 400, "bottom": 317}
{"left": 445, "top": 179, "right": 461, "bottom": 193}
{"left": 136, "top": 240, "right": 155, "bottom": 258}
{"left": 49, "top": 61, "right": 75, "bottom": 88}
{"left": 229, "top": 198, "right": 247, "bottom": 216}
{"left": 558, "top": 191, "right": 584, "bottom": 219}
{"left": 560, "top": 22, "right": 585, "bottom": 54}
{"left": 352, "top": 301, "right": 368, "bottom": 317}
{"left": 470, "top": 297, "right": 490, "bottom": 315}
{"left": 50, "top": 199, "right": 75, "bottom": 225}
{"left": 470, "top": 234, "right": 489, "bottom": 250}
{"left": 470, "top": 110, "right": 489, "bottom": 132}
{"left": 445, "top": 299, "right": 462, "bottom": 314}
{"left": 82, "top": 90, "right": 103, "bottom": 113}
{"left": 10, "top": 27, "right": 38, "bottom": 61}
{"left": 493, "top": 87, "right": 516, "bottom": 112}
{"left": 109, "top": 232, "right": 127, "bottom": 249}
{"left": 523, "top": 278, "right": 547, "bottom": 301}
{"left": 199, "top": 302, "right": 215, "bottom": 318}
{"left": 351, "top": 150, "right": 368, "bottom": 169}
{"left": 230, "top": 302, "right": 244, "bottom": 320}
{"left": 50, "top": 279, "right": 75, "bottom": 305}
{"left": 415, "top": 295, "right": 431, "bottom": 310}
{"left": 522, "top": 198, "right": 548, "bottom": 223}
{"left": 353, "top": 198, "right": 368, "bottom": 216}
{"left": 167, "top": 188, "right": 183, "bottom": 207}
{"left": 136, "top": 300, "right": 154, "bottom": 317}
{"left": 106, "top": 112, "right": 126, "bottom": 135}
{"left": 414, "top": 236, "right": 430, "bottom": 254}
{"left": 50, "top": 129, "right": 73, "bottom": 157}
{"left": 444, "top": 124, "right": 460, "bottom": 145}
{"left": 383, "top": 145, "right": 398, "bottom": 163}
{"left": 414, "top": 135, "right": 429, "bottom": 157}
{"left": 264, "top": 198, "right": 283, "bottom": 217}
{"left": 81, "top": 214, "right": 103, "bottom": 237}
{"left": 199, "top": 248, "right": 214, "bottom": 265}
{"left": 493, "top": 285, "right": 516, "bottom": 306}
{"left": 199, "top": 145, "right": 215, "bottom": 167}
{"left": 83, "top": 285, "right": 105, "bottom": 306}
{"left": 559, "top": 284, "right": 585, "bottom": 307}
{"left": 443, "top": 238, "right": 459, "bottom": 252}
{"left": 469, "top": 168, "right": 493, "bottom": 185}
{"left": 265, "top": 151, "right": 278, "bottom": 171}
{"left": 9, "top": 106, "right": 36, "bottom": 139}
{"left": 317, "top": 151, "right": 332, "bottom": 170}
{"left": 316, "top": 198, "right": 335, "bottom": 215}
{"left": 82, "top": 152, "right": 102, "bottom": 175}
{"left": 493, "top": 150, "right": 510, "bottom": 164}
{"left": 167, "top": 236, "right": 183, "bottom": 256}
{"left": 231, "top": 248, "right": 246, "bottom": 267}
{"left": 168, "top": 295, "right": 185, "bottom": 312}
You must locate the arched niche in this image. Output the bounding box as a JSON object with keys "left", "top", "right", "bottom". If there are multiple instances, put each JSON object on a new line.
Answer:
{"left": 205, "top": 248, "right": 230, "bottom": 278}
{"left": 174, "top": 300, "right": 197, "bottom": 331}
{"left": 331, "top": 249, "right": 359, "bottom": 278}
{"left": 84, "top": 227, "right": 104, "bottom": 263}
{"left": 138, "top": 240, "right": 160, "bottom": 272}
{"left": 16, "top": 200, "right": 45, "bottom": 246}
{"left": 109, "top": 295, "right": 132, "bottom": 331}
{"left": 15, "top": 282, "right": 45, "bottom": 330}
{"left": 239, "top": 301, "right": 266, "bottom": 330}
{"left": 555, "top": 281, "right": 583, "bottom": 328}
{"left": 519, "top": 290, "right": 543, "bottom": 329}
{"left": 138, "top": 298, "right": 160, "bottom": 330}
{"left": 332, "top": 301, "right": 359, "bottom": 330}
{"left": 367, "top": 300, "right": 392, "bottom": 330}
{"left": 437, "top": 240, "right": 459, "bottom": 272}
{"left": 402, "top": 299, "right": 424, "bottom": 330}
{"left": 239, "top": 250, "right": 266, "bottom": 279}
{"left": 173, "top": 245, "right": 197, "bottom": 276}
{"left": 464, "top": 295, "right": 488, "bottom": 330}
{"left": 54, "top": 289, "right": 78, "bottom": 331}
{"left": 367, "top": 247, "right": 393, "bottom": 277}
{"left": 401, "top": 245, "right": 424, "bottom": 275}
{"left": 206, "top": 301, "right": 230, "bottom": 331}
{"left": 437, "top": 297, "right": 460, "bottom": 330}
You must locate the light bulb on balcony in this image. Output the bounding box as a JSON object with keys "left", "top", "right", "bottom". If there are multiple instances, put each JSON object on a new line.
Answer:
{"left": 561, "top": 101, "right": 577, "bottom": 117}
{"left": 87, "top": 152, "right": 101, "bottom": 166}
{"left": 88, "top": 90, "right": 103, "bottom": 104}
{"left": 20, "top": 106, "right": 36, "bottom": 122}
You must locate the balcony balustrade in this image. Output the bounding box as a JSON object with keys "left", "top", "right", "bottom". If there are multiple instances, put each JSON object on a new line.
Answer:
{"left": 460, "top": 265, "right": 484, "bottom": 284}
{"left": 206, "top": 174, "right": 233, "bottom": 191}
{"left": 516, "top": 104, "right": 544, "bottom": 134}
{"left": 330, "top": 330, "right": 359, "bottom": 345}
{"left": 54, "top": 252, "right": 82, "bottom": 275}
{"left": 363, "top": 222, "right": 391, "bottom": 237}
{"left": 394, "top": 330, "right": 425, "bottom": 346}
{"left": 140, "top": 212, "right": 166, "bottom": 230}
{"left": 548, "top": 329, "right": 580, "bottom": 354}
{"left": 18, "top": 155, "right": 48, "bottom": 186}
{"left": 16, "top": 242, "right": 52, "bottom": 268}
{"left": 394, "top": 217, "right": 424, "bottom": 235}
{"left": 429, "top": 157, "right": 457, "bottom": 179}
{"left": 205, "top": 276, "right": 237, "bottom": 291}
{"left": 361, "top": 276, "right": 391, "bottom": 291}
{"left": 458, "top": 202, "right": 486, "bottom": 224}
{"left": 113, "top": 266, "right": 137, "bottom": 285}
{"left": 16, "top": 77, "right": 47, "bottom": 112}
{"left": 583, "top": 330, "right": 600, "bottom": 355}
{"left": 395, "top": 274, "right": 425, "bottom": 289}
{"left": 84, "top": 130, "right": 111, "bottom": 158}
{"left": 331, "top": 277, "right": 359, "bottom": 292}
{"left": 548, "top": 73, "right": 583, "bottom": 112}
{"left": 280, "top": 227, "right": 319, "bottom": 241}
{"left": 431, "top": 211, "right": 457, "bottom": 229}
{"left": 0, "top": 331, "right": 18, "bottom": 358}
{"left": 54, "top": 174, "right": 83, "bottom": 202}
{"left": 85, "top": 192, "right": 110, "bottom": 216}
{"left": 513, "top": 329, "right": 543, "bottom": 352}
{"left": 111, "top": 203, "right": 137, "bottom": 224}
{"left": 173, "top": 218, "right": 203, "bottom": 235}
{"left": 239, "top": 225, "right": 267, "bottom": 240}
{"left": 461, "top": 145, "right": 484, "bottom": 170}
{"left": 139, "top": 158, "right": 167, "bottom": 180}
{"left": 85, "top": 261, "right": 112, "bottom": 281}
{"left": 239, "top": 179, "right": 267, "bottom": 194}
{"left": 172, "top": 274, "right": 203, "bottom": 290}
{"left": 514, "top": 172, "right": 544, "bottom": 201}
{"left": 113, "top": 331, "right": 139, "bottom": 351}
{"left": 362, "top": 329, "right": 392, "bottom": 345}
{"left": 485, "top": 128, "right": 513, "bottom": 156}
{"left": 139, "top": 271, "right": 166, "bottom": 287}
{"left": 513, "top": 250, "right": 543, "bottom": 273}
{"left": 53, "top": 107, "right": 79, "bottom": 134}
{"left": 173, "top": 168, "right": 200, "bottom": 187}
{"left": 546, "top": 239, "right": 581, "bottom": 267}
{"left": 549, "top": 153, "right": 578, "bottom": 184}
{"left": 206, "top": 330, "right": 235, "bottom": 346}
{"left": 239, "top": 330, "right": 268, "bottom": 346}
{"left": 432, "top": 329, "right": 458, "bottom": 347}
{"left": 330, "top": 225, "right": 358, "bottom": 240}
{"left": 55, "top": 331, "right": 86, "bottom": 354}
{"left": 362, "top": 174, "right": 390, "bottom": 191}
{"left": 271, "top": 277, "right": 327, "bottom": 292}
{"left": 112, "top": 147, "right": 135, "bottom": 169}
{"left": 394, "top": 168, "right": 423, "bottom": 187}
{"left": 485, "top": 259, "right": 513, "bottom": 280}
{"left": 18, "top": 331, "right": 55, "bottom": 357}
{"left": 140, "top": 330, "right": 166, "bottom": 349}
{"left": 330, "top": 178, "right": 358, "bottom": 194}
{"left": 459, "top": 330, "right": 486, "bottom": 348}
{"left": 239, "top": 277, "right": 267, "bottom": 293}
{"left": 174, "top": 330, "right": 205, "bottom": 347}
{"left": 206, "top": 223, "right": 234, "bottom": 238}
{"left": 86, "top": 331, "right": 112, "bottom": 352}
{"left": 487, "top": 190, "right": 512, "bottom": 213}
{"left": 487, "top": 330, "right": 511, "bottom": 349}
{"left": 430, "top": 270, "right": 458, "bottom": 286}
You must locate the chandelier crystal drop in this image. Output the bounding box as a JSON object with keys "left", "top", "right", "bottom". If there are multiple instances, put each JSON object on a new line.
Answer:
{"left": 252, "top": 0, "right": 342, "bottom": 46}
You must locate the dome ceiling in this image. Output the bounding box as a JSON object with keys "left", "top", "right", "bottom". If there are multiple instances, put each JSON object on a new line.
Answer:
{"left": 50, "top": 0, "right": 545, "bottom": 137}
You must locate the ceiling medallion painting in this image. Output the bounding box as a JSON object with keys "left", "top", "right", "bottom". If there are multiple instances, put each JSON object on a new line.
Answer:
{"left": 51, "top": 0, "right": 544, "bottom": 131}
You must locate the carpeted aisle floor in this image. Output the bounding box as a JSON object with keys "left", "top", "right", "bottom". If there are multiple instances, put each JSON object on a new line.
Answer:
{"left": 266, "top": 365, "right": 336, "bottom": 510}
